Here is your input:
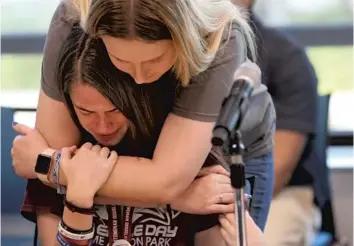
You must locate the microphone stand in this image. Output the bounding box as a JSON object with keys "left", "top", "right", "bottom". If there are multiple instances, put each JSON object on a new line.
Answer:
{"left": 211, "top": 71, "right": 258, "bottom": 245}
{"left": 226, "top": 130, "right": 247, "bottom": 246}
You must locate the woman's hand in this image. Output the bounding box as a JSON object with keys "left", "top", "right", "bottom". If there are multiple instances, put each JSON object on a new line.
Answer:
{"left": 11, "top": 123, "right": 49, "bottom": 179}
{"left": 171, "top": 165, "right": 234, "bottom": 215}
{"left": 219, "top": 212, "right": 265, "bottom": 246}
{"left": 61, "top": 143, "right": 118, "bottom": 207}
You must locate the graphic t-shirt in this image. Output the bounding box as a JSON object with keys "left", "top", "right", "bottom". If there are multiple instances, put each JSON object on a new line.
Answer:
{"left": 91, "top": 205, "right": 218, "bottom": 246}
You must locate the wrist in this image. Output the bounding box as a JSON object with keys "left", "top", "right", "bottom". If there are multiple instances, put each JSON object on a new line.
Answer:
{"left": 66, "top": 187, "right": 94, "bottom": 209}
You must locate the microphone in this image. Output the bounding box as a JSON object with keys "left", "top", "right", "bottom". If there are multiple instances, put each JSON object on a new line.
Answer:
{"left": 212, "top": 61, "right": 261, "bottom": 146}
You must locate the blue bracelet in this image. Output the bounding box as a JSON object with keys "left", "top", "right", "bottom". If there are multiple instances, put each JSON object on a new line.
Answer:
{"left": 56, "top": 232, "right": 72, "bottom": 246}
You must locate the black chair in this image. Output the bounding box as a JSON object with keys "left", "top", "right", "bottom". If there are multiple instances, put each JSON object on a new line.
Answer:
{"left": 312, "top": 95, "right": 348, "bottom": 246}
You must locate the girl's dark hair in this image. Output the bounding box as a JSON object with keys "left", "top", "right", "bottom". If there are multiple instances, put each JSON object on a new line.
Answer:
{"left": 57, "top": 24, "right": 153, "bottom": 136}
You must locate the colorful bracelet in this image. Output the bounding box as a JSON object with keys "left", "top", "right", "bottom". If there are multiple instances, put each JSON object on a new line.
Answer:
{"left": 57, "top": 232, "right": 73, "bottom": 246}
{"left": 53, "top": 151, "right": 67, "bottom": 195}
{"left": 57, "top": 232, "right": 93, "bottom": 246}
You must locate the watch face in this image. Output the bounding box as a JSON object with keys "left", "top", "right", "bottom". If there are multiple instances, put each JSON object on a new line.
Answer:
{"left": 35, "top": 154, "right": 51, "bottom": 175}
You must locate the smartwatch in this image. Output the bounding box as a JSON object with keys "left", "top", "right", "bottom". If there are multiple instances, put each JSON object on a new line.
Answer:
{"left": 35, "top": 149, "right": 56, "bottom": 182}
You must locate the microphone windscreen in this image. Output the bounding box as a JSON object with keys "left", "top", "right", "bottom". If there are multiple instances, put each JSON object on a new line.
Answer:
{"left": 233, "top": 60, "right": 261, "bottom": 88}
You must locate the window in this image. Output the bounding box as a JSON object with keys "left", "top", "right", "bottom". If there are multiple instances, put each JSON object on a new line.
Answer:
{"left": 1, "top": 0, "right": 60, "bottom": 34}
{"left": 307, "top": 46, "right": 353, "bottom": 132}
{"left": 1, "top": 55, "right": 42, "bottom": 109}
{"left": 307, "top": 46, "right": 353, "bottom": 94}
{"left": 1, "top": 0, "right": 58, "bottom": 107}
{"left": 14, "top": 111, "right": 36, "bottom": 129}
{"left": 254, "top": 0, "right": 353, "bottom": 26}
{"left": 1, "top": 54, "right": 42, "bottom": 90}
{"left": 1, "top": 0, "right": 59, "bottom": 101}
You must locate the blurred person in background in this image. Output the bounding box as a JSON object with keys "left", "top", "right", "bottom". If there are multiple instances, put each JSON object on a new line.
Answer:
{"left": 235, "top": 0, "right": 324, "bottom": 245}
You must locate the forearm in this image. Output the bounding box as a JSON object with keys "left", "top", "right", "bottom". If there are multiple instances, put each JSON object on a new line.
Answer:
{"left": 36, "top": 181, "right": 159, "bottom": 207}
{"left": 41, "top": 152, "right": 187, "bottom": 207}
{"left": 273, "top": 163, "right": 294, "bottom": 196}
{"left": 37, "top": 213, "right": 61, "bottom": 246}
{"left": 273, "top": 148, "right": 297, "bottom": 195}
{"left": 100, "top": 156, "right": 193, "bottom": 203}
{"left": 56, "top": 189, "right": 95, "bottom": 245}
{"left": 273, "top": 130, "right": 307, "bottom": 196}
{"left": 57, "top": 156, "right": 194, "bottom": 205}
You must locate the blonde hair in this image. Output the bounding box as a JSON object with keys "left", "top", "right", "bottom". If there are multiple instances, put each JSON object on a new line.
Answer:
{"left": 68, "top": 0, "right": 255, "bottom": 86}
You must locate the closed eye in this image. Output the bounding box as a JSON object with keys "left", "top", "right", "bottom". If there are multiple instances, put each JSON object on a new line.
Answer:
{"left": 74, "top": 106, "right": 95, "bottom": 115}
{"left": 107, "top": 108, "right": 120, "bottom": 113}
{"left": 110, "top": 55, "right": 128, "bottom": 64}
{"left": 79, "top": 110, "right": 93, "bottom": 116}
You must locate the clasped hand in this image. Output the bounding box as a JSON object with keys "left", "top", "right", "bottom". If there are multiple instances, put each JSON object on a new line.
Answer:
{"left": 172, "top": 165, "right": 234, "bottom": 214}
{"left": 61, "top": 143, "right": 118, "bottom": 202}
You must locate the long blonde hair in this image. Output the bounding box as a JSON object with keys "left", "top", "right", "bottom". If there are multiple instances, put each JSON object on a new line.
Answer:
{"left": 68, "top": 0, "right": 256, "bottom": 86}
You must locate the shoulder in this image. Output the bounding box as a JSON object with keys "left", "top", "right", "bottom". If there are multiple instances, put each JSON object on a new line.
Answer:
{"left": 172, "top": 23, "right": 247, "bottom": 122}
{"left": 49, "top": 1, "right": 76, "bottom": 29}
{"left": 46, "top": 1, "right": 77, "bottom": 47}
{"left": 214, "top": 23, "right": 247, "bottom": 69}
{"left": 41, "top": 1, "right": 78, "bottom": 101}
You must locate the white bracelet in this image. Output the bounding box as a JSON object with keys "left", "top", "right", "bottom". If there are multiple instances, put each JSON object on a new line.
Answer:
{"left": 58, "top": 221, "right": 94, "bottom": 241}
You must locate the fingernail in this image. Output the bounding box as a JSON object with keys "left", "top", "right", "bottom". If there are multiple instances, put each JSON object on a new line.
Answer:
{"left": 245, "top": 194, "right": 252, "bottom": 200}
{"left": 12, "top": 121, "right": 18, "bottom": 126}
